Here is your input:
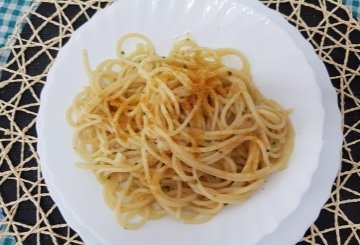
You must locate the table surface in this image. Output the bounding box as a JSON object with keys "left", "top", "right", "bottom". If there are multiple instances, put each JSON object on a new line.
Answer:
{"left": 0, "top": 0, "right": 359, "bottom": 244}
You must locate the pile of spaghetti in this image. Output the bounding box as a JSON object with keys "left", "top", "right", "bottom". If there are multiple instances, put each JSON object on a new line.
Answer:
{"left": 67, "top": 33, "right": 294, "bottom": 229}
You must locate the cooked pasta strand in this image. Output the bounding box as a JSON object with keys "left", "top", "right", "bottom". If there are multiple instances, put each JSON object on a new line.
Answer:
{"left": 67, "top": 33, "right": 294, "bottom": 229}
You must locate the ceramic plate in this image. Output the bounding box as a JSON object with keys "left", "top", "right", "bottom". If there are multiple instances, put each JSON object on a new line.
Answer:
{"left": 37, "top": 0, "right": 340, "bottom": 244}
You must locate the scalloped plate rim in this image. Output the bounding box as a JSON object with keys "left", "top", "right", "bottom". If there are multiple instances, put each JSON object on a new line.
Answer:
{"left": 36, "top": 0, "right": 340, "bottom": 244}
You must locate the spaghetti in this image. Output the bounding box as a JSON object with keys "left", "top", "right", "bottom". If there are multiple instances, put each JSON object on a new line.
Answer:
{"left": 67, "top": 33, "right": 294, "bottom": 229}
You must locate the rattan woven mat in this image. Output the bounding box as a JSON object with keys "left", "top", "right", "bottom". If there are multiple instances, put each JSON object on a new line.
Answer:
{"left": 0, "top": 0, "right": 359, "bottom": 244}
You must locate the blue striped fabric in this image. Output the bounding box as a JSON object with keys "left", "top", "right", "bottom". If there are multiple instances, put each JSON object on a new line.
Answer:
{"left": 344, "top": 0, "right": 360, "bottom": 19}
{"left": 0, "top": 208, "right": 16, "bottom": 245}
{"left": 0, "top": 0, "right": 34, "bottom": 67}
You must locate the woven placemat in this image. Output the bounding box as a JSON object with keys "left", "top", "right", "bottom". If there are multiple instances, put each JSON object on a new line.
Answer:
{"left": 0, "top": 0, "right": 359, "bottom": 244}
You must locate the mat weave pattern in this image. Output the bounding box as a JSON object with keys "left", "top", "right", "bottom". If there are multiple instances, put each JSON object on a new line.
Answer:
{"left": 0, "top": 0, "right": 359, "bottom": 244}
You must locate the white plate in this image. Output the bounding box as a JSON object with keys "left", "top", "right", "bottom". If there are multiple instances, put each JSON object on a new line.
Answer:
{"left": 37, "top": 0, "right": 340, "bottom": 244}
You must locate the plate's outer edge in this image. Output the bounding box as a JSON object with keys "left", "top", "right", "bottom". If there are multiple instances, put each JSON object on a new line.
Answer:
{"left": 36, "top": 0, "right": 339, "bottom": 244}
{"left": 38, "top": 0, "right": 324, "bottom": 245}
{"left": 37, "top": 140, "right": 103, "bottom": 244}
{"left": 247, "top": 1, "right": 343, "bottom": 244}
{"left": 36, "top": 52, "right": 104, "bottom": 245}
